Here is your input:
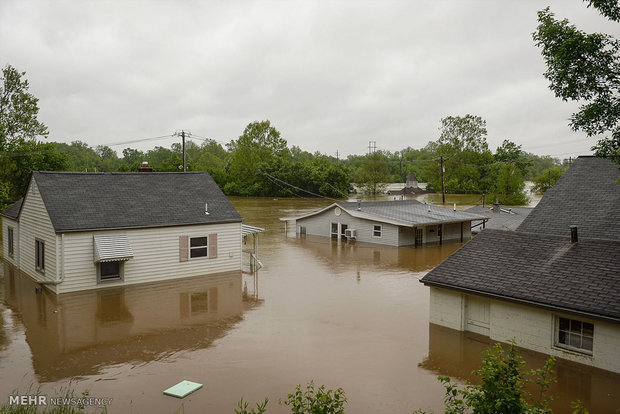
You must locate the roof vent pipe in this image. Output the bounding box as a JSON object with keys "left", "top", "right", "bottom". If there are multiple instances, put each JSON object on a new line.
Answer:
{"left": 427, "top": 204, "right": 431, "bottom": 213}
{"left": 570, "top": 225, "right": 578, "bottom": 243}
{"left": 453, "top": 203, "right": 456, "bottom": 211}
{"left": 205, "top": 203, "right": 209, "bottom": 215}
{"left": 357, "top": 200, "right": 361, "bottom": 211}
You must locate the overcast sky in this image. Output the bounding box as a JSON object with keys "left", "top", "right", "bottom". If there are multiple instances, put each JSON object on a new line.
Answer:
{"left": 1, "top": 0, "right": 617, "bottom": 159}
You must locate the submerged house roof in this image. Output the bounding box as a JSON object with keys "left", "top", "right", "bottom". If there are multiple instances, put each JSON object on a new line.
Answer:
{"left": 281, "top": 199, "right": 489, "bottom": 227}
{"left": 0, "top": 198, "right": 23, "bottom": 220}
{"left": 467, "top": 205, "right": 533, "bottom": 232}
{"left": 518, "top": 156, "right": 620, "bottom": 240}
{"left": 421, "top": 156, "right": 620, "bottom": 322}
{"left": 421, "top": 229, "right": 620, "bottom": 323}
{"left": 4, "top": 171, "right": 242, "bottom": 233}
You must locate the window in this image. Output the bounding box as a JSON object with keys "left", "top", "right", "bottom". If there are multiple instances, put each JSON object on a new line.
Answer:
{"left": 190, "top": 236, "right": 209, "bottom": 258}
{"left": 556, "top": 316, "right": 594, "bottom": 354}
{"left": 373, "top": 224, "right": 382, "bottom": 238}
{"left": 415, "top": 228, "right": 423, "bottom": 246}
{"left": 330, "top": 223, "right": 339, "bottom": 238}
{"left": 99, "top": 261, "right": 123, "bottom": 282}
{"left": 7, "top": 227, "right": 14, "bottom": 257}
{"left": 35, "top": 239, "right": 45, "bottom": 272}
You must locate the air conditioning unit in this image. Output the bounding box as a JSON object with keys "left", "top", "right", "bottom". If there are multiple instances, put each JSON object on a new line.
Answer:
{"left": 344, "top": 229, "right": 356, "bottom": 239}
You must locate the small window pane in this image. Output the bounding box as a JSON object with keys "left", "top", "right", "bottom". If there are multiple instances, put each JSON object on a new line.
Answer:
{"left": 583, "top": 322, "right": 594, "bottom": 337}
{"left": 190, "top": 237, "right": 208, "bottom": 247}
{"left": 190, "top": 247, "right": 208, "bottom": 258}
{"left": 571, "top": 320, "right": 582, "bottom": 333}
{"left": 569, "top": 333, "right": 581, "bottom": 348}
{"left": 100, "top": 261, "right": 121, "bottom": 280}
{"left": 582, "top": 337, "right": 593, "bottom": 351}
{"left": 559, "top": 318, "right": 570, "bottom": 331}
{"left": 558, "top": 330, "right": 567, "bottom": 344}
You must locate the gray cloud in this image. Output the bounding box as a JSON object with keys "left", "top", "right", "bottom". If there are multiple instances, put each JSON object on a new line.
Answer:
{"left": 1, "top": 0, "right": 616, "bottom": 158}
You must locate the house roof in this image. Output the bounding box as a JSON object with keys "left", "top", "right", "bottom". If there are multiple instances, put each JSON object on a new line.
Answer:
{"left": 467, "top": 206, "right": 533, "bottom": 232}
{"left": 517, "top": 156, "right": 620, "bottom": 240}
{"left": 30, "top": 171, "right": 241, "bottom": 233}
{"left": 420, "top": 229, "right": 620, "bottom": 323}
{"left": 0, "top": 198, "right": 23, "bottom": 220}
{"left": 281, "top": 199, "right": 489, "bottom": 227}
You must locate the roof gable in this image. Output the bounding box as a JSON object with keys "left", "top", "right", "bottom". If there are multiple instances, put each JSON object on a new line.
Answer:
{"left": 0, "top": 198, "right": 23, "bottom": 220}
{"left": 32, "top": 171, "right": 241, "bottom": 232}
{"left": 517, "top": 156, "right": 620, "bottom": 240}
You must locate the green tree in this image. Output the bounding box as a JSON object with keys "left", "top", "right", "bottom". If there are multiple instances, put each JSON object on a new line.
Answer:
{"left": 532, "top": 166, "right": 567, "bottom": 193}
{"left": 495, "top": 140, "right": 531, "bottom": 177}
{"left": 533, "top": 4, "right": 620, "bottom": 164}
{"left": 356, "top": 151, "right": 391, "bottom": 195}
{"left": 96, "top": 145, "right": 120, "bottom": 172}
{"left": 226, "top": 120, "right": 288, "bottom": 195}
{"left": 0, "top": 140, "right": 68, "bottom": 207}
{"left": 118, "top": 147, "right": 146, "bottom": 171}
{"left": 0, "top": 64, "right": 48, "bottom": 149}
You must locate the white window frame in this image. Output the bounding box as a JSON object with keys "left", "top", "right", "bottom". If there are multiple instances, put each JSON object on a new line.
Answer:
{"left": 330, "top": 222, "right": 339, "bottom": 238}
{"left": 98, "top": 261, "right": 125, "bottom": 283}
{"left": 7, "top": 227, "right": 14, "bottom": 258}
{"left": 35, "top": 238, "right": 45, "bottom": 273}
{"left": 190, "top": 236, "right": 209, "bottom": 259}
{"left": 372, "top": 224, "right": 382, "bottom": 238}
{"left": 554, "top": 316, "right": 594, "bottom": 355}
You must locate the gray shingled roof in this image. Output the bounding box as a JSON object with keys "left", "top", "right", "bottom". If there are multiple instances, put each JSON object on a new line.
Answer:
{"left": 32, "top": 171, "right": 241, "bottom": 232}
{"left": 283, "top": 199, "right": 489, "bottom": 226}
{"left": 467, "top": 206, "right": 533, "bottom": 232}
{"left": 0, "top": 198, "right": 23, "bottom": 220}
{"left": 517, "top": 156, "right": 620, "bottom": 240}
{"left": 421, "top": 229, "right": 620, "bottom": 322}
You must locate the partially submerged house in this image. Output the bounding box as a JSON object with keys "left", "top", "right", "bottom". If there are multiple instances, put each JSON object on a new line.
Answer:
{"left": 387, "top": 172, "right": 429, "bottom": 196}
{"left": 466, "top": 205, "right": 533, "bottom": 233}
{"left": 420, "top": 156, "right": 620, "bottom": 373}
{"left": 280, "top": 199, "right": 489, "bottom": 247}
{"left": 1, "top": 171, "right": 244, "bottom": 294}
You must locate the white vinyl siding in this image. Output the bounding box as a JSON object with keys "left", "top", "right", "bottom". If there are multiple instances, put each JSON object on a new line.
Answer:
{"left": 297, "top": 207, "right": 400, "bottom": 246}
{"left": 58, "top": 222, "right": 241, "bottom": 293}
{"left": 429, "top": 288, "right": 620, "bottom": 374}
{"left": 18, "top": 180, "right": 58, "bottom": 287}
{"left": 2, "top": 218, "right": 19, "bottom": 266}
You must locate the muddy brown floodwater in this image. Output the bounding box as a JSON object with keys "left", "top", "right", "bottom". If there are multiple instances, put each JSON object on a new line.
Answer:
{"left": 1, "top": 197, "right": 619, "bottom": 413}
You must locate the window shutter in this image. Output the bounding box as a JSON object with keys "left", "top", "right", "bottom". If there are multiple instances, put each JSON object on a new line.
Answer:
{"left": 179, "top": 236, "right": 189, "bottom": 262}
{"left": 208, "top": 234, "right": 218, "bottom": 258}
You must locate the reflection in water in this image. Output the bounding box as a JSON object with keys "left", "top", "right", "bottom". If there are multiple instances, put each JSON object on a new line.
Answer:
{"left": 420, "top": 324, "right": 620, "bottom": 413}
{"left": 287, "top": 234, "right": 461, "bottom": 275}
{"left": 2, "top": 263, "right": 260, "bottom": 382}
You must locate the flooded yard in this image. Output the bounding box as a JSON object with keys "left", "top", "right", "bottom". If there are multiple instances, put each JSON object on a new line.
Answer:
{"left": 1, "top": 197, "right": 618, "bottom": 413}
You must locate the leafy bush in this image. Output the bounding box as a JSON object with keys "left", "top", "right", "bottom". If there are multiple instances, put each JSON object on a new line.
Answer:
{"left": 281, "top": 381, "right": 347, "bottom": 414}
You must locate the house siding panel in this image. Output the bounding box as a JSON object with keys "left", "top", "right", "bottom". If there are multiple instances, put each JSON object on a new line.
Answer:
{"left": 429, "top": 287, "right": 620, "bottom": 374}
{"left": 19, "top": 180, "right": 58, "bottom": 290}
{"left": 58, "top": 222, "right": 241, "bottom": 293}
{"left": 297, "top": 207, "right": 400, "bottom": 246}
{"left": 2, "top": 218, "right": 19, "bottom": 267}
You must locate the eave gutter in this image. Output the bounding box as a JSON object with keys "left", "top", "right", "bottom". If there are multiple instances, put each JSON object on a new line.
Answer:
{"left": 421, "top": 280, "right": 620, "bottom": 326}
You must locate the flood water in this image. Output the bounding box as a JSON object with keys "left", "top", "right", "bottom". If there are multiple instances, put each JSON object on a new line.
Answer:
{"left": 1, "top": 197, "right": 618, "bottom": 413}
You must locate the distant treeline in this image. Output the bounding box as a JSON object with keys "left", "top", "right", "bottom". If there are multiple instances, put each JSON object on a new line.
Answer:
{"left": 0, "top": 117, "right": 567, "bottom": 209}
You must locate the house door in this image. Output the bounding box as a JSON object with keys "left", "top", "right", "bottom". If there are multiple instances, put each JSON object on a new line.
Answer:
{"left": 340, "top": 224, "right": 348, "bottom": 239}
{"left": 465, "top": 296, "right": 490, "bottom": 336}
{"left": 416, "top": 228, "right": 423, "bottom": 246}
{"left": 331, "top": 223, "right": 339, "bottom": 238}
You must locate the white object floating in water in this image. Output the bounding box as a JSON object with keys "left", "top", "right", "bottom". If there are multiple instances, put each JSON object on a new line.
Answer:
{"left": 163, "top": 380, "right": 203, "bottom": 398}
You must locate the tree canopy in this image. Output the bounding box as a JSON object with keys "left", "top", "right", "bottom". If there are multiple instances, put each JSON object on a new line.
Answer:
{"left": 533, "top": 2, "right": 620, "bottom": 164}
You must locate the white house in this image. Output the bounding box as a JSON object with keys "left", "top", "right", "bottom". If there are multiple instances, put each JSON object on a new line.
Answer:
{"left": 280, "top": 199, "right": 489, "bottom": 247}
{"left": 1, "top": 171, "right": 244, "bottom": 294}
{"left": 421, "top": 156, "right": 620, "bottom": 374}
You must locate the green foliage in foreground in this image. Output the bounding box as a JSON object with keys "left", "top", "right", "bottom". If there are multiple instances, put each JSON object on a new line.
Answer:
{"left": 532, "top": 166, "right": 567, "bottom": 193}
{"left": 414, "top": 341, "right": 590, "bottom": 414}
{"left": 236, "top": 381, "right": 346, "bottom": 414}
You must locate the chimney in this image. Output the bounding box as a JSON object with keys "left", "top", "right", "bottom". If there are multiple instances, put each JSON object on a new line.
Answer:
{"left": 138, "top": 161, "right": 153, "bottom": 172}
{"left": 570, "top": 225, "right": 578, "bottom": 243}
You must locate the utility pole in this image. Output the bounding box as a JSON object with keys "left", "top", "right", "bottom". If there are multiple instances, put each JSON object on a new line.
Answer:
{"left": 336, "top": 150, "right": 339, "bottom": 161}
{"left": 440, "top": 156, "right": 447, "bottom": 204}
{"left": 174, "top": 130, "right": 191, "bottom": 172}
{"left": 548, "top": 169, "right": 551, "bottom": 189}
